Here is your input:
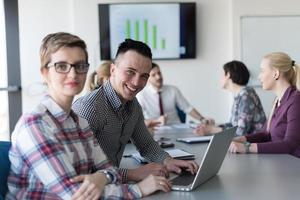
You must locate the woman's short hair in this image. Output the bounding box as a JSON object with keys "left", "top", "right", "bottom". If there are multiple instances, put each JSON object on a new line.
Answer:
{"left": 223, "top": 60, "right": 250, "bottom": 86}
{"left": 40, "top": 32, "right": 88, "bottom": 69}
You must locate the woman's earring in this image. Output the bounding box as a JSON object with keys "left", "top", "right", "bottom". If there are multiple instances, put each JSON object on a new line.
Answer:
{"left": 274, "top": 73, "right": 279, "bottom": 80}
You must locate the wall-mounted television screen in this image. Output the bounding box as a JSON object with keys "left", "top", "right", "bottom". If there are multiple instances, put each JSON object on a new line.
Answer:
{"left": 99, "top": 2, "right": 196, "bottom": 60}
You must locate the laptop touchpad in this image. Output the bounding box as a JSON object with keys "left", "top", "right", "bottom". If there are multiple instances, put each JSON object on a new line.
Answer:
{"left": 171, "top": 170, "right": 196, "bottom": 186}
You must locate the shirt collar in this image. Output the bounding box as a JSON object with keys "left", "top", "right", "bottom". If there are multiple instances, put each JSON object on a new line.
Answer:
{"left": 40, "top": 95, "right": 78, "bottom": 123}
{"left": 234, "top": 86, "right": 246, "bottom": 98}
{"left": 103, "top": 80, "right": 126, "bottom": 111}
{"left": 147, "top": 83, "right": 163, "bottom": 94}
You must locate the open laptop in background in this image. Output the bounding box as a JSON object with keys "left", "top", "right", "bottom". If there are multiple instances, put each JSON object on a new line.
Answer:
{"left": 171, "top": 126, "right": 237, "bottom": 191}
{"left": 176, "top": 135, "right": 212, "bottom": 143}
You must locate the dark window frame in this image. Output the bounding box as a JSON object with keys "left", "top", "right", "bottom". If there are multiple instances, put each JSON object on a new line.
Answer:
{"left": 4, "top": 0, "right": 22, "bottom": 136}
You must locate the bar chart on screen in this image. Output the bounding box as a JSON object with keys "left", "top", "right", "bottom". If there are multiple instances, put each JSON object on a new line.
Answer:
{"left": 124, "top": 18, "right": 167, "bottom": 51}
{"left": 109, "top": 4, "right": 180, "bottom": 59}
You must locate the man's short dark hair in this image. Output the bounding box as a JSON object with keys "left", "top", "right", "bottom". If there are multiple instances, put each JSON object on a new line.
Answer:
{"left": 115, "top": 38, "right": 152, "bottom": 60}
{"left": 223, "top": 60, "right": 250, "bottom": 86}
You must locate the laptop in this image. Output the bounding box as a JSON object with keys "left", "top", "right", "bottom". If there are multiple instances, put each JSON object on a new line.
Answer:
{"left": 176, "top": 136, "right": 212, "bottom": 143}
{"left": 171, "top": 126, "right": 237, "bottom": 191}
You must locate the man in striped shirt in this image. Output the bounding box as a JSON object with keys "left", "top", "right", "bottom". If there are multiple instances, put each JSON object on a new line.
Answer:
{"left": 73, "top": 39, "right": 198, "bottom": 182}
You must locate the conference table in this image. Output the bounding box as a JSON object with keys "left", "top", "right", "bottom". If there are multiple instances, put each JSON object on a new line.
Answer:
{"left": 120, "top": 124, "right": 300, "bottom": 200}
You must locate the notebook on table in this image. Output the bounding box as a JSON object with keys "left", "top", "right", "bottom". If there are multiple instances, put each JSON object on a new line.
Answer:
{"left": 171, "top": 126, "right": 237, "bottom": 191}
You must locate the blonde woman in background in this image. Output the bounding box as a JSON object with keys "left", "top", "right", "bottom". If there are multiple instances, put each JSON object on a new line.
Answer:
{"left": 229, "top": 52, "right": 300, "bottom": 158}
{"left": 87, "top": 61, "right": 111, "bottom": 91}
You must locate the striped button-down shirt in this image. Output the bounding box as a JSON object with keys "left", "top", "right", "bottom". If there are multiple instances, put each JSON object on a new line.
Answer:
{"left": 73, "top": 81, "right": 169, "bottom": 181}
{"left": 136, "top": 84, "right": 193, "bottom": 124}
{"left": 7, "top": 95, "right": 142, "bottom": 199}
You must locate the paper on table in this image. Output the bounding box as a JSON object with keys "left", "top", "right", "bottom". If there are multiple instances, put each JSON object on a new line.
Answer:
{"left": 166, "top": 149, "right": 194, "bottom": 157}
{"left": 171, "top": 123, "right": 190, "bottom": 129}
{"left": 155, "top": 125, "right": 172, "bottom": 130}
{"left": 131, "top": 148, "right": 194, "bottom": 163}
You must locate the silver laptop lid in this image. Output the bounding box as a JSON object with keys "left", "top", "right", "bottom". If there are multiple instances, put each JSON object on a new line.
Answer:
{"left": 172, "top": 126, "right": 237, "bottom": 191}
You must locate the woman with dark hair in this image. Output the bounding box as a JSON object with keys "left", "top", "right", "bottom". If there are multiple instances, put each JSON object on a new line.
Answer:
{"left": 194, "top": 60, "right": 266, "bottom": 136}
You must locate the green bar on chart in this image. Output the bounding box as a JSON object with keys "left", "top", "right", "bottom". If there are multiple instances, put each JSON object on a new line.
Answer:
{"left": 152, "top": 25, "right": 157, "bottom": 49}
{"left": 126, "top": 19, "right": 130, "bottom": 38}
{"left": 161, "top": 38, "right": 166, "bottom": 49}
{"left": 134, "top": 20, "right": 139, "bottom": 40}
{"left": 144, "top": 19, "right": 148, "bottom": 44}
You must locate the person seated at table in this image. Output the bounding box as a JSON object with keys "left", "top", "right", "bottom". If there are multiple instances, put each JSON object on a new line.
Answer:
{"left": 86, "top": 61, "right": 111, "bottom": 91}
{"left": 85, "top": 60, "right": 159, "bottom": 131}
{"left": 194, "top": 60, "right": 266, "bottom": 136}
{"left": 73, "top": 39, "right": 198, "bottom": 184}
{"left": 137, "top": 62, "right": 213, "bottom": 125}
{"left": 6, "top": 32, "right": 171, "bottom": 199}
{"left": 229, "top": 52, "right": 300, "bottom": 158}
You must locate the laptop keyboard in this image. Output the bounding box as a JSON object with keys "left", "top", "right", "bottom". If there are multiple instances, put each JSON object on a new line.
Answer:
{"left": 171, "top": 170, "right": 196, "bottom": 186}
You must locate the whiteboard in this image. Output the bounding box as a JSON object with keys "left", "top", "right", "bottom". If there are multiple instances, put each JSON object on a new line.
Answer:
{"left": 241, "top": 16, "right": 300, "bottom": 86}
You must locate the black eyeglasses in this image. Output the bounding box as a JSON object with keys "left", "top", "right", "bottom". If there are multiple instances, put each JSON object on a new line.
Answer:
{"left": 47, "top": 62, "right": 90, "bottom": 74}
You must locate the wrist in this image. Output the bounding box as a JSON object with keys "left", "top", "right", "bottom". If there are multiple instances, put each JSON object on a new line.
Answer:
{"left": 199, "top": 116, "right": 205, "bottom": 121}
{"left": 218, "top": 124, "right": 225, "bottom": 130}
{"left": 213, "top": 126, "right": 223, "bottom": 133}
{"left": 127, "top": 168, "right": 140, "bottom": 182}
{"left": 163, "top": 156, "right": 173, "bottom": 165}
{"left": 243, "top": 141, "right": 251, "bottom": 153}
{"left": 134, "top": 183, "right": 145, "bottom": 198}
{"left": 250, "top": 143, "right": 258, "bottom": 153}
{"left": 99, "top": 170, "right": 114, "bottom": 184}
{"left": 233, "top": 136, "right": 247, "bottom": 143}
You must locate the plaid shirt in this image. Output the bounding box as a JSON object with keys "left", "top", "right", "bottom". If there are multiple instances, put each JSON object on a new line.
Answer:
{"left": 6, "top": 95, "right": 142, "bottom": 199}
{"left": 73, "top": 81, "right": 169, "bottom": 181}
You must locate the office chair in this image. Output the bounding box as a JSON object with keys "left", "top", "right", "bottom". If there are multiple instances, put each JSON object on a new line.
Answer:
{"left": 0, "top": 141, "right": 11, "bottom": 199}
{"left": 176, "top": 105, "right": 186, "bottom": 123}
